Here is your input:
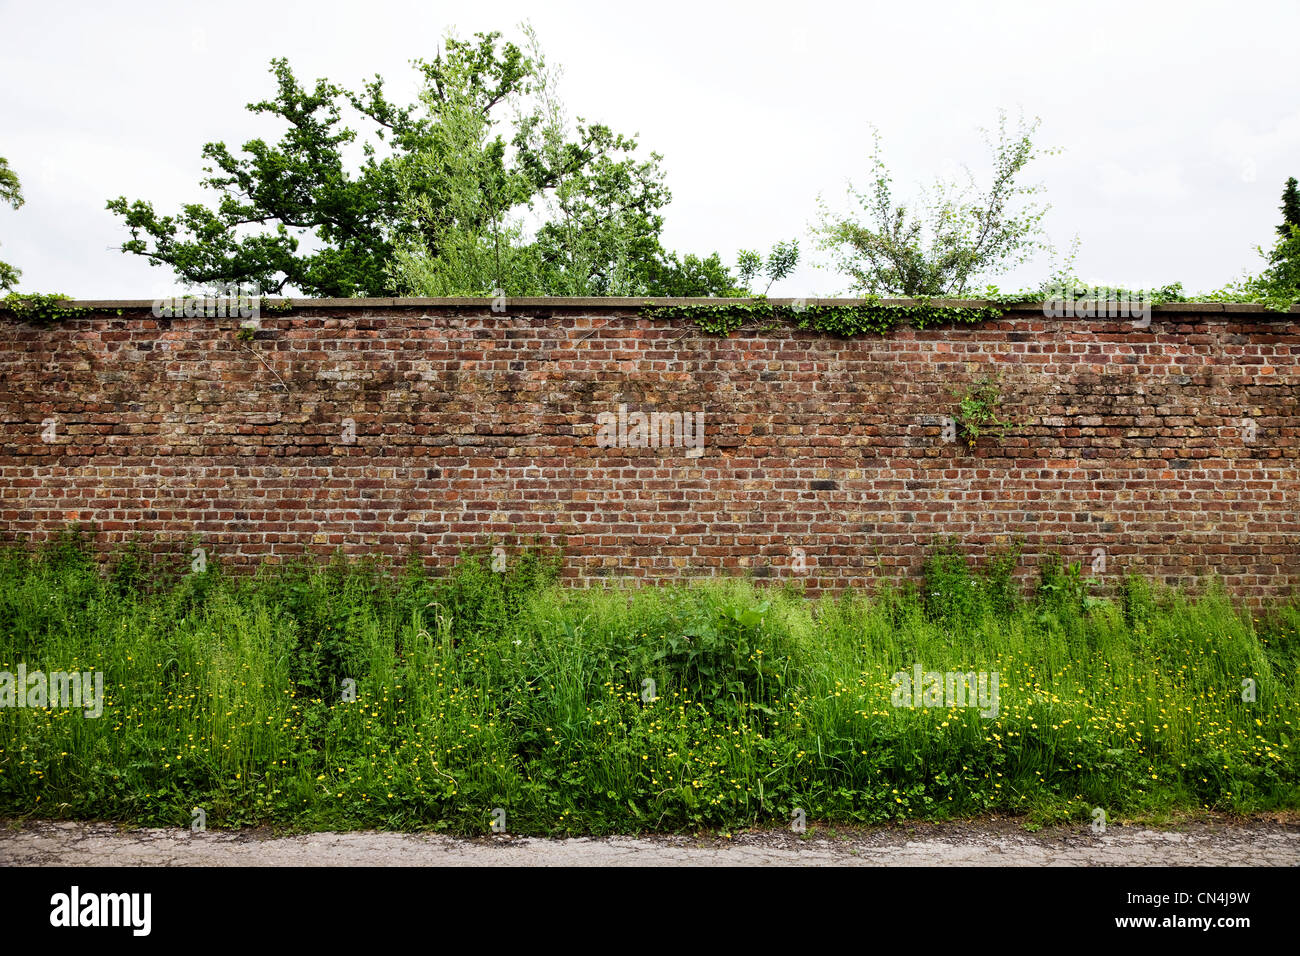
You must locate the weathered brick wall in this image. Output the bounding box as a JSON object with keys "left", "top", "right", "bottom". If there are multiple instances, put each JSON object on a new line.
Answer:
{"left": 0, "top": 299, "right": 1297, "bottom": 601}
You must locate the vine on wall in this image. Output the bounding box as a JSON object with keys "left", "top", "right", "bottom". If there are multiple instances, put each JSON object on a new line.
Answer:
{"left": 0, "top": 293, "right": 94, "bottom": 324}
{"left": 642, "top": 297, "right": 1012, "bottom": 337}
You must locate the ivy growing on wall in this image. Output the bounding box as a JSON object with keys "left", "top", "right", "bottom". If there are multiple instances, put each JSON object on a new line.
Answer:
{"left": 641, "top": 296, "right": 1015, "bottom": 338}
{"left": 0, "top": 293, "right": 92, "bottom": 324}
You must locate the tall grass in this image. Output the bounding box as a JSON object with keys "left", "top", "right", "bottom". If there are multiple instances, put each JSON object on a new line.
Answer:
{"left": 0, "top": 530, "right": 1295, "bottom": 833}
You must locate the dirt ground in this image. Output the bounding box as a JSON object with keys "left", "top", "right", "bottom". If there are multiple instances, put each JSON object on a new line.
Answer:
{"left": 2, "top": 815, "right": 1296, "bottom": 866}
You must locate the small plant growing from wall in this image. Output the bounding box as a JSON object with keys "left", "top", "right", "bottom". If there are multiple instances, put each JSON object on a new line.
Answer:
{"left": 952, "top": 376, "right": 1013, "bottom": 449}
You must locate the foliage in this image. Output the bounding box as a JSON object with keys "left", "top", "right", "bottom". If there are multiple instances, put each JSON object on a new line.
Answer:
{"left": 388, "top": 26, "right": 737, "bottom": 297}
{"left": 107, "top": 26, "right": 736, "bottom": 299}
{"left": 814, "top": 112, "right": 1056, "bottom": 296}
{"left": 1, "top": 534, "right": 1294, "bottom": 834}
{"left": 1025, "top": 177, "right": 1297, "bottom": 315}
{"left": 1005, "top": 236, "right": 1188, "bottom": 312}
{"left": 381, "top": 33, "right": 534, "bottom": 296}
{"left": 1196, "top": 178, "right": 1300, "bottom": 313}
{"left": 1255, "top": 226, "right": 1300, "bottom": 310}
{"left": 1278, "top": 176, "right": 1300, "bottom": 240}
{"left": 1035, "top": 554, "right": 1108, "bottom": 622}
{"left": 0, "top": 156, "right": 24, "bottom": 292}
{"left": 636, "top": 252, "right": 744, "bottom": 297}
{"left": 0, "top": 292, "right": 89, "bottom": 324}
{"left": 1202, "top": 226, "right": 1300, "bottom": 313}
{"left": 952, "top": 376, "right": 1014, "bottom": 448}
{"left": 644, "top": 297, "right": 1005, "bottom": 338}
{"left": 107, "top": 57, "right": 397, "bottom": 297}
{"left": 736, "top": 240, "right": 800, "bottom": 295}
{"left": 921, "top": 542, "right": 1023, "bottom": 629}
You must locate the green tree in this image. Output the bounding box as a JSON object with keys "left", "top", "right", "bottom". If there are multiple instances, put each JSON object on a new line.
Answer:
{"left": 1229, "top": 178, "right": 1300, "bottom": 310}
{"left": 634, "top": 252, "right": 745, "bottom": 297}
{"left": 814, "top": 111, "right": 1055, "bottom": 296}
{"left": 1254, "top": 225, "right": 1300, "bottom": 309}
{"left": 389, "top": 26, "right": 735, "bottom": 297}
{"left": 382, "top": 32, "right": 538, "bottom": 295}
{"left": 736, "top": 239, "right": 800, "bottom": 294}
{"left": 1207, "top": 183, "right": 1300, "bottom": 312}
{"left": 1278, "top": 176, "right": 1300, "bottom": 240}
{"left": 107, "top": 59, "right": 402, "bottom": 297}
{"left": 0, "top": 156, "right": 24, "bottom": 292}
{"left": 1260, "top": 177, "right": 1300, "bottom": 307}
{"left": 108, "top": 26, "right": 734, "bottom": 298}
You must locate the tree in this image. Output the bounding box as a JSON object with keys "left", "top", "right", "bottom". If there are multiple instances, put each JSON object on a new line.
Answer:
{"left": 0, "top": 156, "right": 24, "bottom": 292}
{"left": 1208, "top": 187, "right": 1300, "bottom": 313}
{"left": 1249, "top": 177, "right": 1300, "bottom": 309}
{"left": 388, "top": 26, "right": 734, "bottom": 297}
{"left": 814, "top": 112, "right": 1055, "bottom": 297}
{"left": 382, "top": 32, "right": 538, "bottom": 296}
{"left": 1278, "top": 176, "right": 1300, "bottom": 240}
{"left": 634, "top": 252, "right": 745, "bottom": 297}
{"left": 107, "top": 59, "right": 401, "bottom": 297}
{"left": 736, "top": 239, "right": 800, "bottom": 295}
{"left": 1253, "top": 225, "right": 1300, "bottom": 309}
{"left": 108, "top": 26, "right": 735, "bottom": 298}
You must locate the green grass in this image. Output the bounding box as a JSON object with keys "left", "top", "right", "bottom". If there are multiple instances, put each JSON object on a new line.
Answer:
{"left": 0, "top": 529, "right": 1296, "bottom": 834}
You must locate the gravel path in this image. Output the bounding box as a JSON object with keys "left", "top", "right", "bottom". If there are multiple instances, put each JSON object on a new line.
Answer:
{"left": 2, "top": 817, "right": 1296, "bottom": 866}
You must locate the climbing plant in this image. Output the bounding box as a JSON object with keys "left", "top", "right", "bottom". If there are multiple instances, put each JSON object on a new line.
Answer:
{"left": 0, "top": 292, "right": 91, "bottom": 325}
{"left": 642, "top": 296, "right": 1013, "bottom": 338}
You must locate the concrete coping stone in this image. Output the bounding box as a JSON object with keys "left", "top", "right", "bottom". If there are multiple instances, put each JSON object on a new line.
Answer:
{"left": 33, "top": 297, "right": 1300, "bottom": 316}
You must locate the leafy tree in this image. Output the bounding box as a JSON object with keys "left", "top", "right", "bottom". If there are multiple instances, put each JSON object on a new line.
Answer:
{"left": 1209, "top": 231, "right": 1299, "bottom": 311}
{"left": 736, "top": 239, "right": 799, "bottom": 295}
{"left": 0, "top": 156, "right": 23, "bottom": 292}
{"left": 637, "top": 252, "right": 744, "bottom": 297}
{"left": 1256, "top": 177, "right": 1300, "bottom": 308}
{"left": 107, "top": 59, "right": 402, "bottom": 297}
{"left": 814, "top": 111, "right": 1055, "bottom": 296}
{"left": 1278, "top": 176, "right": 1300, "bottom": 240}
{"left": 382, "top": 32, "right": 538, "bottom": 296}
{"left": 1205, "top": 191, "right": 1300, "bottom": 313}
{"left": 389, "top": 26, "right": 734, "bottom": 297}
{"left": 108, "top": 26, "right": 735, "bottom": 298}
{"left": 1253, "top": 225, "right": 1300, "bottom": 309}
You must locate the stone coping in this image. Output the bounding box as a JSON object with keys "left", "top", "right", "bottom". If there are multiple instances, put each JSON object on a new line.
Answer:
{"left": 34, "top": 297, "right": 1300, "bottom": 315}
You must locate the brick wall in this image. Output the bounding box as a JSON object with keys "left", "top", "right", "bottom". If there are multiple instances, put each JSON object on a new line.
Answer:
{"left": 1, "top": 299, "right": 1296, "bottom": 602}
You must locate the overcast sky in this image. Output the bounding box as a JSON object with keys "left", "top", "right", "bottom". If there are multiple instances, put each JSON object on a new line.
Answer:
{"left": 1, "top": 0, "right": 1297, "bottom": 299}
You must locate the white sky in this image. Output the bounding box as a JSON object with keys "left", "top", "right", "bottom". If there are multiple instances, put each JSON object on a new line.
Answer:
{"left": 1, "top": 0, "right": 1297, "bottom": 299}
